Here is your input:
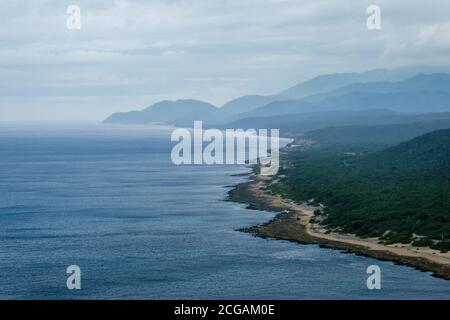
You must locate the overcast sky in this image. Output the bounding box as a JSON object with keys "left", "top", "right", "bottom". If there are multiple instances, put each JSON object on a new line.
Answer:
{"left": 1, "top": 0, "right": 450, "bottom": 120}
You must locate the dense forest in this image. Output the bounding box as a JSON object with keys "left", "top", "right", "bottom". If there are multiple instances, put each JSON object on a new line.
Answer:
{"left": 272, "top": 129, "right": 450, "bottom": 251}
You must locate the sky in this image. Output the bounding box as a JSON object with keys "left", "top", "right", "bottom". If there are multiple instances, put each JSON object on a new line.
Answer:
{"left": 1, "top": 0, "right": 450, "bottom": 120}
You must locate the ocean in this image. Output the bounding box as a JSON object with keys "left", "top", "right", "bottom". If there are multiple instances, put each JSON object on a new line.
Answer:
{"left": 0, "top": 123, "right": 449, "bottom": 299}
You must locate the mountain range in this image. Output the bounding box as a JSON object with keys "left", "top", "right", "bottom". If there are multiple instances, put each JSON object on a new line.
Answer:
{"left": 104, "top": 67, "right": 450, "bottom": 134}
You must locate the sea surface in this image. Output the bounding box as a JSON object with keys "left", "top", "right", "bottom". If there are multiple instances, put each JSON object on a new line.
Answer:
{"left": 0, "top": 123, "right": 449, "bottom": 299}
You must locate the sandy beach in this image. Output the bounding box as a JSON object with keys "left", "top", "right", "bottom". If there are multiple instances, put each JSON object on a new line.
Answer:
{"left": 229, "top": 172, "right": 450, "bottom": 280}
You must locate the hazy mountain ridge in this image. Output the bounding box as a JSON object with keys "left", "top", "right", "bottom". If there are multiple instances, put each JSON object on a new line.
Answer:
{"left": 220, "top": 95, "right": 282, "bottom": 116}
{"left": 304, "top": 118, "right": 450, "bottom": 147}
{"left": 226, "top": 110, "right": 450, "bottom": 137}
{"left": 233, "top": 100, "right": 316, "bottom": 119}
{"left": 231, "top": 90, "right": 450, "bottom": 126}
{"left": 277, "top": 66, "right": 450, "bottom": 99}
{"left": 306, "top": 73, "right": 450, "bottom": 101}
{"left": 104, "top": 99, "right": 221, "bottom": 126}
{"left": 103, "top": 67, "right": 450, "bottom": 128}
{"left": 220, "top": 67, "right": 450, "bottom": 118}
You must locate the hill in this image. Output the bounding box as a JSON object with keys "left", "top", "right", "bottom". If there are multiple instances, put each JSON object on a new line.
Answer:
{"left": 277, "top": 66, "right": 445, "bottom": 99}
{"left": 227, "top": 110, "right": 450, "bottom": 137}
{"left": 271, "top": 129, "right": 450, "bottom": 251}
{"left": 318, "top": 91, "right": 450, "bottom": 113}
{"left": 220, "top": 95, "right": 281, "bottom": 116}
{"left": 304, "top": 117, "right": 450, "bottom": 147}
{"left": 103, "top": 99, "right": 221, "bottom": 126}
{"left": 104, "top": 67, "right": 450, "bottom": 126}
{"left": 218, "top": 67, "right": 426, "bottom": 116}
{"left": 233, "top": 100, "right": 316, "bottom": 119}
{"left": 232, "top": 91, "right": 450, "bottom": 122}
{"left": 308, "top": 73, "right": 450, "bottom": 101}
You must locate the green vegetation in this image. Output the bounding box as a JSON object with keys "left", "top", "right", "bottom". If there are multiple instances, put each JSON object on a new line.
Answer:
{"left": 271, "top": 129, "right": 450, "bottom": 251}
{"left": 430, "top": 241, "right": 450, "bottom": 253}
{"left": 411, "top": 238, "right": 434, "bottom": 247}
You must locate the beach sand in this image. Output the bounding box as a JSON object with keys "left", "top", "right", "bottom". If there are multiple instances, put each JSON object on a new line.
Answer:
{"left": 229, "top": 172, "right": 450, "bottom": 280}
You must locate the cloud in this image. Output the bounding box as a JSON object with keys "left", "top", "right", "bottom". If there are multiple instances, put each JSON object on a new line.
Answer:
{"left": 0, "top": 0, "right": 449, "bottom": 120}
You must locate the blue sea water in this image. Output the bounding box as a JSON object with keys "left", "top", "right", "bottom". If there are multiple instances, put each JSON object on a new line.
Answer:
{"left": 0, "top": 123, "right": 449, "bottom": 299}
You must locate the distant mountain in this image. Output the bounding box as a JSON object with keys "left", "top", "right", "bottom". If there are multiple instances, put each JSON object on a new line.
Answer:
{"left": 235, "top": 100, "right": 316, "bottom": 119}
{"left": 304, "top": 118, "right": 450, "bottom": 147}
{"left": 104, "top": 99, "right": 221, "bottom": 126}
{"left": 277, "top": 66, "right": 446, "bottom": 100}
{"left": 219, "top": 66, "right": 446, "bottom": 116}
{"left": 220, "top": 95, "right": 281, "bottom": 116}
{"left": 104, "top": 67, "right": 450, "bottom": 127}
{"left": 235, "top": 91, "right": 450, "bottom": 121}
{"left": 230, "top": 74, "right": 450, "bottom": 120}
{"left": 226, "top": 110, "right": 450, "bottom": 137}
{"left": 318, "top": 91, "right": 450, "bottom": 113}
{"left": 308, "top": 73, "right": 450, "bottom": 101}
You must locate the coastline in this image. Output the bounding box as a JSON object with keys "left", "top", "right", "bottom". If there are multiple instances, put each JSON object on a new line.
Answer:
{"left": 228, "top": 170, "right": 450, "bottom": 280}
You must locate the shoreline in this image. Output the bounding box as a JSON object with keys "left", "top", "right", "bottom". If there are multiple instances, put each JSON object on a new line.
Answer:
{"left": 228, "top": 170, "right": 450, "bottom": 280}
